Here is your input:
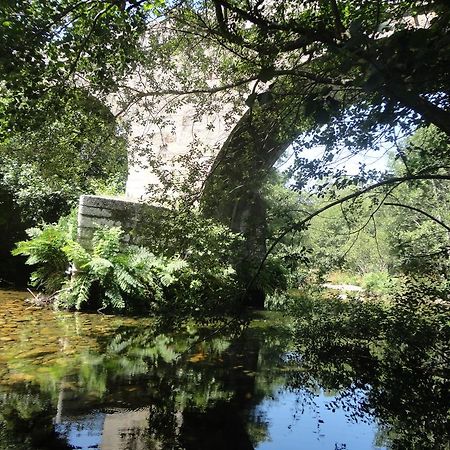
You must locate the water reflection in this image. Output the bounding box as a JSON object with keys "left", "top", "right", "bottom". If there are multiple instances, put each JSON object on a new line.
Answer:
{"left": 0, "top": 290, "right": 446, "bottom": 449}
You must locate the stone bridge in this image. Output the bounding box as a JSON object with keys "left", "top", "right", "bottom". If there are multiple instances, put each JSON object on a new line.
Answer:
{"left": 78, "top": 81, "right": 299, "bottom": 247}
{"left": 77, "top": 81, "right": 300, "bottom": 306}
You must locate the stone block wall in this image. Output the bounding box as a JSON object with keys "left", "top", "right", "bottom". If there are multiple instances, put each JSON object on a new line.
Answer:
{"left": 77, "top": 195, "right": 145, "bottom": 248}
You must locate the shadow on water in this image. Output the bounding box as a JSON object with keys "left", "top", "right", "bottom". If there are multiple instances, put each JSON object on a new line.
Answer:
{"left": 0, "top": 289, "right": 448, "bottom": 449}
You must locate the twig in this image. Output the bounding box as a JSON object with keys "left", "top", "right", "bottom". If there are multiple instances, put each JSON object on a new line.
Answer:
{"left": 27, "top": 288, "right": 40, "bottom": 301}
{"left": 242, "top": 173, "right": 450, "bottom": 300}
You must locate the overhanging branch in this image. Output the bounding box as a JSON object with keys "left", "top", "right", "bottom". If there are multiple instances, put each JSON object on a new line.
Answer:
{"left": 385, "top": 202, "right": 450, "bottom": 233}
{"left": 243, "top": 173, "right": 450, "bottom": 299}
{"left": 114, "top": 76, "right": 257, "bottom": 117}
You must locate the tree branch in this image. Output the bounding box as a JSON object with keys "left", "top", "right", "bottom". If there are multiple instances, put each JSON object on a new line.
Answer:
{"left": 385, "top": 202, "right": 450, "bottom": 233}
{"left": 68, "top": 3, "right": 115, "bottom": 78}
{"left": 243, "top": 173, "right": 450, "bottom": 300}
{"left": 114, "top": 76, "right": 257, "bottom": 117}
{"left": 327, "top": 0, "right": 346, "bottom": 37}
{"left": 215, "top": 0, "right": 334, "bottom": 42}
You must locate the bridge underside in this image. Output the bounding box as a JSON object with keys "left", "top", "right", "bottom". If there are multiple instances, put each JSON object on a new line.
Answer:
{"left": 201, "top": 89, "right": 305, "bottom": 306}
{"left": 80, "top": 82, "right": 305, "bottom": 307}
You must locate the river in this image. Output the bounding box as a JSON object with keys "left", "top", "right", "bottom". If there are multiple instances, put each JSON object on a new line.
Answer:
{"left": 0, "top": 289, "right": 447, "bottom": 449}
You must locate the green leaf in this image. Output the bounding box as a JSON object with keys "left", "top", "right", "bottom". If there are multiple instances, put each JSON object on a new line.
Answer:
{"left": 143, "top": 0, "right": 165, "bottom": 11}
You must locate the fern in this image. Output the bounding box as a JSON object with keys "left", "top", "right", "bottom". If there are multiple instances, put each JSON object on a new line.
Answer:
{"left": 57, "top": 274, "right": 93, "bottom": 310}
{"left": 165, "top": 258, "right": 189, "bottom": 273}
{"left": 86, "top": 257, "right": 114, "bottom": 278}
{"left": 115, "top": 265, "right": 144, "bottom": 295}
{"left": 74, "top": 276, "right": 92, "bottom": 310}
{"left": 62, "top": 240, "right": 91, "bottom": 267}
{"left": 12, "top": 211, "right": 238, "bottom": 314}
{"left": 104, "top": 286, "right": 125, "bottom": 310}
{"left": 92, "top": 227, "right": 122, "bottom": 259}
{"left": 12, "top": 217, "right": 73, "bottom": 292}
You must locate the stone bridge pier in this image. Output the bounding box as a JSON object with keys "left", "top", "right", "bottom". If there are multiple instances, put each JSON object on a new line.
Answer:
{"left": 78, "top": 83, "right": 300, "bottom": 306}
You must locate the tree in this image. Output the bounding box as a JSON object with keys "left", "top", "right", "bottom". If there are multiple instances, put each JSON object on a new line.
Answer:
{"left": 3, "top": 1, "right": 450, "bottom": 295}
{"left": 383, "top": 125, "right": 450, "bottom": 276}
{"left": 0, "top": 0, "right": 149, "bottom": 134}
{"left": 3, "top": 1, "right": 450, "bottom": 150}
{"left": 0, "top": 89, "right": 127, "bottom": 286}
{"left": 271, "top": 125, "right": 450, "bottom": 286}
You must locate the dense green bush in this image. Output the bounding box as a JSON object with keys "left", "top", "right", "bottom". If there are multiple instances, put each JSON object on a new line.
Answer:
{"left": 12, "top": 213, "right": 77, "bottom": 293}
{"left": 0, "top": 88, "right": 127, "bottom": 286}
{"left": 13, "top": 213, "right": 240, "bottom": 314}
{"left": 361, "top": 271, "right": 396, "bottom": 296}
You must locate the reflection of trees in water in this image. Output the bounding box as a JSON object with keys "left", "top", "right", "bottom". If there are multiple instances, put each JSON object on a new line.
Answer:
{"left": 5, "top": 300, "right": 446, "bottom": 450}
{"left": 0, "top": 320, "right": 294, "bottom": 449}
{"left": 142, "top": 324, "right": 292, "bottom": 449}
{"left": 0, "top": 389, "right": 72, "bottom": 450}
{"left": 179, "top": 334, "right": 261, "bottom": 450}
{"left": 290, "top": 284, "right": 450, "bottom": 450}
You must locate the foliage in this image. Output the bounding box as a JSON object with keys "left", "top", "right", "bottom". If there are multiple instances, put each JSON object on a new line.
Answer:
{"left": 13, "top": 214, "right": 240, "bottom": 314}
{"left": 0, "top": 160, "right": 73, "bottom": 225}
{"left": 371, "top": 126, "right": 450, "bottom": 277}
{"left": 0, "top": 91, "right": 127, "bottom": 190}
{"left": 57, "top": 227, "right": 161, "bottom": 311}
{"left": 137, "top": 206, "right": 249, "bottom": 309}
{"left": 290, "top": 277, "right": 450, "bottom": 449}
{"left": 1, "top": 0, "right": 450, "bottom": 298}
{"left": 3, "top": 1, "right": 450, "bottom": 141}
{"left": 266, "top": 287, "right": 317, "bottom": 313}
{"left": 272, "top": 124, "right": 450, "bottom": 290}
{"left": 259, "top": 172, "right": 313, "bottom": 292}
{"left": 326, "top": 271, "right": 363, "bottom": 286}
{"left": 3, "top": 0, "right": 450, "bottom": 305}
{"left": 12, "top": 213, "right": 77, "bottom": 293}
{"left": 361, "top": 271, "right": 395, "bottom": 296}
{"left": 305, "top": 197, "right": 392, "bottom": 275}
{"left": 261, "top": 174, "right": 397, "bottom": 297}
{"left": 0, "top": 89, "right": 127, "bottom": 224}
{"left": 397, "top": 124, "right": 450, "bottom": 174}
{"left": 0, "top": 0, "right": 149, "bottom": 135}
{"left": 3, "top": 1, "right": 450, "bottom": 227}
{"left": 0, "top": 88, "right": 127, "bottom": 286}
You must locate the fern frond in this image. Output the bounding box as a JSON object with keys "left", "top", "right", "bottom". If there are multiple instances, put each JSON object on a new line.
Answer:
{"left": 92, "top": 227, "right": 122, "bottom": 259}
{"left": 74, "top": 276, "right": 92, "bottom": 310}
{"left": 159, "top": 273, "right": 174, "bottom": 287}
{"left": 86, "top": 257, "right": 113, "bottom": 278}
{"left": 165, "top": 258, "right": 189, "bottom": 273}
{"left": 104, "top": 287, "right": 125, "bottom": 310}
{"left": 56, "top": 273, "right": 93, "bottom": 310}
{"left": 115, "top": 265, "right": 143, "bottom": 295}
{"left": 62, "top": 241, "right": 91, "bottom": 267}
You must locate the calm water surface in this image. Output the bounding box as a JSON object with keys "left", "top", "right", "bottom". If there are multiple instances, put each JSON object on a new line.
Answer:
{"left": 0, "top": 290, "right": 426, "bottom": 449}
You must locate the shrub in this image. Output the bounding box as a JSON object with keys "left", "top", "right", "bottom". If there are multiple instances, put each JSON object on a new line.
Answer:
{"left": 12, "top": 212, "right": 76, "bottom": 293}
{"left": 361, "top": 271, "right": 395, "bottom": 296}
{"left": 13, "top": 213, "right": 240, "bottom": 314}
{"left": 56, "top": 227, "right": 165, "bottom": 311}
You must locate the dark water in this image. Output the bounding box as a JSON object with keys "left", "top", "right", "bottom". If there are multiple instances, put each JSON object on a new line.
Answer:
{"left": 0, "top": 290, "right": 445, "bottom": 449}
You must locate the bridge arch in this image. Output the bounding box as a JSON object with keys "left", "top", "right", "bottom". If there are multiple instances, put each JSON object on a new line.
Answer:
{"left": 79, "top": 80, "right": 304, "bottom": 306}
